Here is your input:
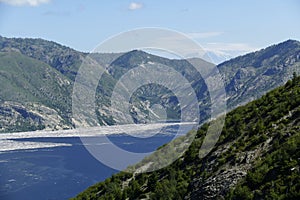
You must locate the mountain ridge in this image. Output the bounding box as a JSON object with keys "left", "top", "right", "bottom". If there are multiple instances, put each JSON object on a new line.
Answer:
{"left": 0, "top": 37, "right": 299, "bottom": 132}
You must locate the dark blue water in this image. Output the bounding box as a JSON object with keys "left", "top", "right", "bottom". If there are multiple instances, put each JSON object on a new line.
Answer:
{"left": 0, "top": 125, "right": 190, "bottom": 200}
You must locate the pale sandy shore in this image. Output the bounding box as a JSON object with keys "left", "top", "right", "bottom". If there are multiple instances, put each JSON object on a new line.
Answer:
{"left": 0, "top": 122, "right": 196, "bottom": 152}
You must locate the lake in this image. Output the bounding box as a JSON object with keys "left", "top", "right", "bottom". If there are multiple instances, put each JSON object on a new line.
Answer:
{"left": 0, "top": 123, "right": 194, "bottom": 199}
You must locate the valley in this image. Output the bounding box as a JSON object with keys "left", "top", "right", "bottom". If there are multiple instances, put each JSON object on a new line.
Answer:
{"left": 0, "top": 36, "right": 299, "bottom": 200}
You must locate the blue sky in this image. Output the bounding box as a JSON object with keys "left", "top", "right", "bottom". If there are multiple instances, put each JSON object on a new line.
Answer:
{"left": 0, "top": 0, "right": 299, "bottom": 61}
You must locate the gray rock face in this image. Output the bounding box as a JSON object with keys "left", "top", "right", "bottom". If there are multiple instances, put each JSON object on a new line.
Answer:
{"left": 189, "top": 169, "right": 247, "bottom": 200}
{"left": 186, "top": 136, "right": 273, "bottom": 200}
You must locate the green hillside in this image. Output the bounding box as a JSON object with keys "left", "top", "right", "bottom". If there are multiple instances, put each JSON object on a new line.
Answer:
{"left": 0, "top": 51, "right": 73, "bottom": 132}
{"left": 0, "top": 51, "right": 71, "bottom": 105}
{"left": 72, "top": 75, "right": 300, "bottom": 200}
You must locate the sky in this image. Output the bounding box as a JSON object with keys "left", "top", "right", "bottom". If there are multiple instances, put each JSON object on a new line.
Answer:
{"left": 0, "top": 0, "right": 300, "bottom": 62}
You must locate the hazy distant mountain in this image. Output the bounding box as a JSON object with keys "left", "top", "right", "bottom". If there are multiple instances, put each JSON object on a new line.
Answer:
{"left": 203, "top": 50, "right": 235, "bottom": 64}
{"left": 0, "top": 36, "right": 299, "bottom": 132}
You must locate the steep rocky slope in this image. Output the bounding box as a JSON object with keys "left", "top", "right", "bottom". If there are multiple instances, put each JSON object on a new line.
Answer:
{"left": 72, "top": 75, "right": 300, "bottom": 200}
{"left": 218, "top": 39, "right": 300, "bottom": 108}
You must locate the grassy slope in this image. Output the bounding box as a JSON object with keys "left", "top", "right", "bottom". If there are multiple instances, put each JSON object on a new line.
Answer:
{"left": 0, "top": 52, "right": 71, "bottom": 103}
{"left": 0, "top": 52, "right": 73, "bottom": 131}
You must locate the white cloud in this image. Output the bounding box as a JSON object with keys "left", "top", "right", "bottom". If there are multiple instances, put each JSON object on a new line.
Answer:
{"left": 128, "top": 2, "right": 143, "bottom": 10}
{"left": 204, "top": 42, "right": 257, "bottom": 52}
{"left": 186, "top": 32, "right": 224, "bottom": 39}
{"left": 184, "top": 32, "right": 257, "bottom": 54}
{"left": 0, "top": 0, "right": 50, "bottom": 6}
{"left": 158, "top": 31, "right": 223, "bottom": 42}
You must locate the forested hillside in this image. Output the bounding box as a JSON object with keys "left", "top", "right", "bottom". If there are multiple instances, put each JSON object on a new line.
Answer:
{"left": 72, "top": 75, "right": 300, "bottom": 200}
